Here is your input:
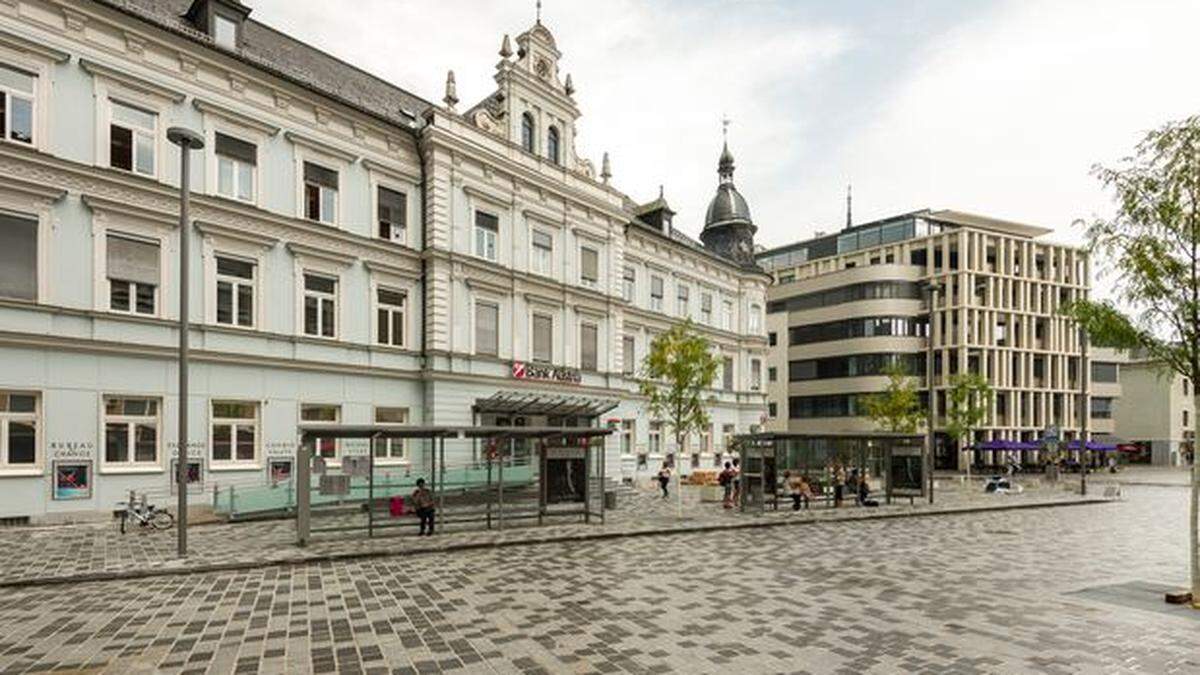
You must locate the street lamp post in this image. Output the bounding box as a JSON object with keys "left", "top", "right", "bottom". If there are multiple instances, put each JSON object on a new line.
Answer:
{"left": 1079, "top": 326, "right": 1090, "bottom": 496}
{"left": 922, "top": 280, "right": 941, "bottom": 505}
{"left": 167, "top": 126, "right": 204, "bottom": 557}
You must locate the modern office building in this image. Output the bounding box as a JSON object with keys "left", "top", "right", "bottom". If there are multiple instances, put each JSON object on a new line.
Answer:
{"left": 1112, "top": 353, "right": 1194, "bottom": 466}
{"left": 759, "top": 210, "right": 1108, "bottom": 470}
{"left": 0, "top": 0, "right": 768, "bottom": 522}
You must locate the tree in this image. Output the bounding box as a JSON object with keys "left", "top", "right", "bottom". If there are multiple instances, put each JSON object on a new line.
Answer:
{"left": 943, "top": 373, "right": 992, "bottom": 467}
{"left": 1064, "top": 114, "right": 1200, "bottom": 608}
{"left": 639, "top": 320, "right": 721, "bottom": 517}
{"left": 863, "top": 361, "right": 925, "bottom": 434}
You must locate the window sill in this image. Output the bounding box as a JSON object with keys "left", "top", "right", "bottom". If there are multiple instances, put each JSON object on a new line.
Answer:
{"left": 210, "top": 463, "right": 262, "bottom": 472}
{"left": 374, "top": 459, "right": 410, "bottom": 467}
{"left": 0, "top": 468, "right": 44, "bottom": 478}
{"left": 99, "top": 465, "right": 164, "bottom": 475}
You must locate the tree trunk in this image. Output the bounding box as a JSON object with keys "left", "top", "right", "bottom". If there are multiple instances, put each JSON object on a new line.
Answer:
{"left": 1192, "top": 394, "right": 1199, "bottom": 608}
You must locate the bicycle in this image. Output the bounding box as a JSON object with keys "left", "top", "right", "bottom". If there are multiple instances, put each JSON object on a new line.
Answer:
{"left": 118, "top": 497, "right": 175, "bottom": 533}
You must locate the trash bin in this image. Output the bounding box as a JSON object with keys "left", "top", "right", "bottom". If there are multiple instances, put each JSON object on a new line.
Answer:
{"left": 604, "top": 491, "right": 617, "bottom": 509}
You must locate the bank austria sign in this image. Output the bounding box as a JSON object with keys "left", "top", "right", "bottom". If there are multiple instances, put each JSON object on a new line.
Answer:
{"left": 511, "top": 361, "right": 582, "bottom": 384}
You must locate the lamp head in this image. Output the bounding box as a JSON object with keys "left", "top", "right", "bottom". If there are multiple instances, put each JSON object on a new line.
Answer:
{"left": 167, "top": 126, "right": 204, "bottom": 150}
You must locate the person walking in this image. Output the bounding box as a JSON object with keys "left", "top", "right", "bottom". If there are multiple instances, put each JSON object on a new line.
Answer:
{"left": 657, "top": 461, "right": 672, "bottom": 499}
{"left": 411, "top": 478, "right": 436, "bottom": 536}
{"left": 719, "top": 461, "right": 735, "bottom": 509}
{"left": 731, "top": 458, "right": 742, "bottom": 505}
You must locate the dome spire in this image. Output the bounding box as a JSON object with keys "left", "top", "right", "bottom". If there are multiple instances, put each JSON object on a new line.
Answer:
{"left": 718, "top": 115, "right": 735, "bottom": 182}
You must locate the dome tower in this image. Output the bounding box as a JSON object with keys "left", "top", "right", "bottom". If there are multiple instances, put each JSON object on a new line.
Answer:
{"left": 700, "top": 136, "right": 757, "bottom": 266}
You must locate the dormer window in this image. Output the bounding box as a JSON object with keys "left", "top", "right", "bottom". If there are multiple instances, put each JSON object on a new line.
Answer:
{"left": 547, "top": 126, "right": 560, "bottom": 165}
{"left": 213, "top": 14, "right": 238, "bottom": 49}
{"left": 185, "top": 0, "right": 250, "bottom": 51}
{"left": 521, "top": 113, "right": 535, "bottom": 153}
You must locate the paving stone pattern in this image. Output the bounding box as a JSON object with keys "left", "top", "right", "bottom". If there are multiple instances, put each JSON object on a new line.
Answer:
{"left": 0, "top": 485, "right": 1195, "bottom": 674}
{"left": 0, "top": 478, "right": 1096, "bottom": 586}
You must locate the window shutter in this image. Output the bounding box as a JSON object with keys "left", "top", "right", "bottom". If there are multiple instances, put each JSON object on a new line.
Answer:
{"left": 581, "top": 247, "right": 598, "bottom": 280}
{"left": 106, "top": 234, "right": 160, "bottom": 285}
{"left": 215, "top": 133, "right": 257, "bottom": 165}
{"left": 303, "top": 161, "right": 338, "bottom": 189}
{"left": 0, "top": 213, "right": 37, "bottom": 300}
{"left": 475, "top": 211, "right": 499, "bottom": 232}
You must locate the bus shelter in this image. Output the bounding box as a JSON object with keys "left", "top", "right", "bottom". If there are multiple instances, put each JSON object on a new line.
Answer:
{"left": 733, "top": 432, "right": 926, "bottom": 512}
{"left": 295, "top": 424, "right": 611, "bottom": 545}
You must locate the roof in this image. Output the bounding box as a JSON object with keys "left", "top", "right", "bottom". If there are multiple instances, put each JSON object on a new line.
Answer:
{"left": 298, "top": 424, "right": 612, "bottom": 441}
{"left": 92, "top": 0, "right": 432, "bottom": 130}
{"left": 927, "top": 209, "right": 1053, "bottom": 238}
{"left": 704, "top": 183, "right": 753, "bottom": 230}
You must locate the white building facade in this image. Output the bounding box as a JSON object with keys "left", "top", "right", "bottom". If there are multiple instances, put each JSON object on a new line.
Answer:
{"left": 0, "top": 0, "right": 767, "bottom": 522}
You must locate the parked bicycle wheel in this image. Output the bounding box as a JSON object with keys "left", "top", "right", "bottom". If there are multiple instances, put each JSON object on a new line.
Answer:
{"left": 152, "top": 510, "right": 175, "bottom": 530}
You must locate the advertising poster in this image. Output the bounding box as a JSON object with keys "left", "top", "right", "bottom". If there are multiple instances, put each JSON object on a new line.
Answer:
{"left": 52, "top": 461, "right": 93, "bottom": 500}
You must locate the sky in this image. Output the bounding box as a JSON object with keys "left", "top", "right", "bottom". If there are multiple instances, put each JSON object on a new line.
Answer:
{"left": 250, "top": 0, "right": 1200, "bottom": 296}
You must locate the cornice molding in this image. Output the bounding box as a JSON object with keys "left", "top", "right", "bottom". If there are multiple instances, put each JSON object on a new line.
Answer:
{"left": 462, "top": 183, "right": 512, "bottom": 209}
{"left": 82, "top": 192, "right": 177, "bottom": 227}
{"left": 521, "top": 206, "right": 563, "bottom": 228}
{"left": 364, "top": 258, "right": 421, "bottom": 281}
{"left": 464, "top": 275, "right": 512, "bottom": 295}
{"left": 523, "top": 290, "right": 565, "bottom": 308}
{"left": 194, "top": 219, "right": 279, "bottom": 249}
{"left": 284, "top": 130, "right": 360, "bottom": 164}
{"left": 362, "top": 158, "right": 420, "bottom": 185}
{"left": 286, "top": 241, "right": 357, "bottom": 268}
{"left": 0, "top": 26, "right": 71, "bottom": 63}
{"left": 193, "top": 98, "right": 281, "bottom": 136}
{"left": 0, "top": 170, "right": 67, "bottom": 202}
{"left": 80, "top": 57, "right": 186, "bottom": 103}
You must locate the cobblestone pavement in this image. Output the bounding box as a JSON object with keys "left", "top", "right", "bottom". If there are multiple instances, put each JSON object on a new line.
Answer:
{"left": 0, "top": 485, "right": 1195, "bottom": 674}
{"left": 0, "top": 478, "right": 1100, "bottom": 586}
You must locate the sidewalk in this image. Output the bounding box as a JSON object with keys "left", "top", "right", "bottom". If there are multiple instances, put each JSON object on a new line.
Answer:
{"left": 0, "top": 477, "right": 1112, "bottom": 588}
{"left": 1088, "top": 465, "right": 1196, "bottom": 487}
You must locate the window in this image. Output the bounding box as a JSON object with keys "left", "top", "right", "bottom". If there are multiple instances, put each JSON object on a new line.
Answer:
{"left": 580, "top": 246, "right": 599, "bottom": 288}
{"left": 0, "top": 392, "right": 37, "bottom": 469}
{"left": 532, "top": 313, "right": 552, "bottom": 363}
{"left": 109, "top": 100, "right": 156, "bottom": 175}
{"left": 622, "top": 335, "right": 635, "bottom": 375}
{"left": 376, "top": 287, "right": 406, "bottom": 347}
{"left": 215, "top": 133, "right": 255, "bottom": 202}
{"left": 475, "top": 211, "right": 499, "bottom": 261}
{"left": 303, "top": 161, "right": 338, "bottom": 223}
{"left": 1090, "top": 397, "right": 1115, "bottom": 420}
{"left": 1091, "top": 362, "right": 1119, "bottom": 384}
{"left": 768, "top": 331, "right": 777, "bottom": 346}
{"left": 547, "top": 125, "right": 560, "bottom": 165}
{"left": 521, "top": 112, "right": 535, "bottom": 153}
{"left": 211, "top": 401, "right": 257, "bottom": 465}
{"left": 303, "top": 273, "right": 336, "bottom": 338}
{"left": 215, "top": 256, "right": 254, "bottom": 328}
{"left": 373, "top": 407, "right": 408, "bottom": 460}
{"left": 677, "top": 284, "right": 690, "bottom": 317}
{"left": 107, "top": 234, "right": 159, "bottom": 315}
{"left": 378, "top": 186, "right": 407, "bottom": 244}
{"left": 300, "top": 404, "right": 339, "bottom": 459}
{"left": 700, "top": 292, "right": 712, "bottom": 324}
{"left": 650, "top": 275, "right": 664, "bottom": 311}
{"left": 580, "top": 322, "right": 598, "bottom": 371}
{"left": 723, "top": 356, "right": 734, "bottom": 391}
{"left": 768, "top": 366, "right": 777, "bottom": 382}
{"left": 531, "top": 230, "right": 552, "bottom": 276}
{"left": 103, "top": 396, "right": 159, "bottom": 467}
{"left": 0, "top": 212, "right": 36, "bottom": 301}
{"left": 649, "top": 421, "right": 662, "bottom": 455}
{"left": 622, "top": 266, "right": 635, "bottom": 303}
{"left": 475, "top": 301, "right": 499, "bottom": 356}
{"left": 213, "top": 13, "right": 238, "bottom": 49}
{"left": 0, "top": 64, "right": 35, "bottom": 145}
{"left": 1185, "top": 409, "right": 1190, "bottom": 429}
{"left": 722, "top": 300, "right": 733, "bottom": 331}
{"left": 620, "top": 420, "right": 634, "bottom": 455}
{"left": 751, "top": 359, "right": 762, "bottom": 391}
{"left": 749, "top": 304, "right": 762, "bottom": 333}
{"left": 1184, "top": 378, "right": 1190, "bottom": 397}
{"left": 721, "top": 423, "right": 736, "bottom": 452}
{"left": 768, "top": 402, "right": 777, "bottom": 418}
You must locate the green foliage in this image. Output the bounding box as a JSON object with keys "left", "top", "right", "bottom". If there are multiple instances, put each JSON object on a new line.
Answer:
{"left": 944, "top": 373, "right": 992, "bottom": 445}
{"left": 1065, "top": 114, "right": 1200, "bottom": 384}
{"left": 638, "top": 320, "right": 721, "bottom": 452}
{"left": 863, "top": 361, "right": 924, "bottom": 434}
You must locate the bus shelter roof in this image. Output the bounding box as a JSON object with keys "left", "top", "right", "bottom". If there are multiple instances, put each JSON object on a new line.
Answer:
{"left": 298, "top": 423, "right": 611, "bottom": 443}
{"left": 733, "top": 431, "right": 925, "bottom": 443}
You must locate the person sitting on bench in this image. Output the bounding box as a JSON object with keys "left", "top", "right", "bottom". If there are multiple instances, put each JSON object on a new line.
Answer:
{"left": 786, "top": 471, "right": 813, "bottom": 511}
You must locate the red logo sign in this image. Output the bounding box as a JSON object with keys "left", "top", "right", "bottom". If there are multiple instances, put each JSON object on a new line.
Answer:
{"left": 511, "top": 361, "right": 582, "bottom": 384}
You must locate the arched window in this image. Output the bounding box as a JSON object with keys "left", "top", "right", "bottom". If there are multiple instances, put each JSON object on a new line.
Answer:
{"left": 547, "top": 126, "right": 560, "bottom": 165}
{"left": 521, "top": 113, "right": 535, "bottom": 153}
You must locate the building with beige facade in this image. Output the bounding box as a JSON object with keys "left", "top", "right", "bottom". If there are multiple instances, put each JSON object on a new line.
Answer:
{"left": 759, "top": 210, "right": 1110, "bottom": 470}
{"left": 1112, "top": 354, "right": 1194, "bottom": 466}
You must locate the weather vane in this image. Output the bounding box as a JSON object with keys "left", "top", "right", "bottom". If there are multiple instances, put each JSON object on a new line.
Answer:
{"left": 721, "top": 114, "right": 731, "bottom": 142}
